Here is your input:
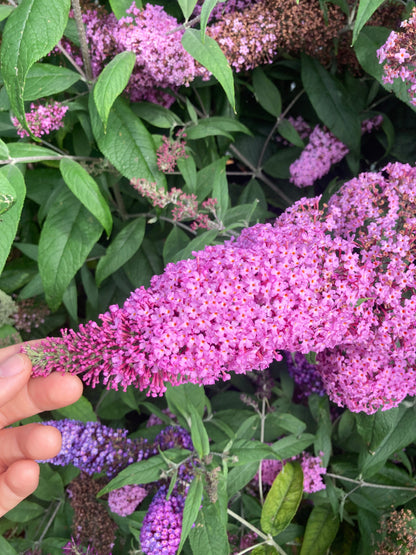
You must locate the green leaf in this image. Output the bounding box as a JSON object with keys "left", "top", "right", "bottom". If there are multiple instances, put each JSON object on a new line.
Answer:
{"left": 200, "top": 0, "right": 221, "bottom": 36}
{"left": 231, "top": 440, "right": 278, "bottom": 466}
{"left": 163, "top": 226, "right": 190, "bottom": 265}
{"left": 5, "top": 499, "right": 45, "bottom": 522}
{"left": 0, "top": 176, "right": 16, "bottom": 217}
{"left": 252, "top": 68, "right": 282, "bottom": 118}
{"left": 178, "top": 476, "right": 204, "bottom": 554}
{"left": 260, "top": 462, "right": 303, "bottom": 536}
{"left": 358, "top": 407, "right": 416, "bottom": 478}
{"left": 0, "top": 0, "right": 70, "bottom": 134}
{"left": 277, "top": 119, "right": 305, "bottom": 147}
{"left": 263, "top": 147, "right": 303, "bottom": 179}
{"left": 98, "top": 455, "right": 168, "bottom": 496}
{"left": 0, "top": 536, "right": 17, "bottom": 555}
{"left": 0, "top": 139, "right": 10, "bottom": 160}
{"left": 352, "top": 0, "right": 385, "bottom": 45}
{"left": 182, "top": 29, "right": 235, "bottom": 111}
{"left": 170, "top": 230, "right": 218, "bottom": 264}
{"left": 189, "top": 404, "right": 210, "bottom": 459}
{"left": 227, "top": 462, "right": 259, "bottom": 498}
{"left": 33, "top": 464, "right": 64, "bottom": 501}
{"left": 60, "top": 158, "right": 112, "bottom": 236}
{"left": 7, "top": 142, "right": 59, "bottom": 161}
{"left": 109, "top": 0, "right": 142, "bottom": 19}
{"left": 0, "top": 166, "right": 25, "bottom": 274}
{"left": 52, "top": 395, "right": 97, "bottom": 422}
{"left": 90, "top": 96, "right": 165, "bottom": 186}
{"left": 177, "top": 155, "right": 197, "bottom": 192}
{"left": 62, "top": 277, "right": 78, "bottom": 320}
{"left": 301, "top": 55, "right": 361, "bottom": 152}
{"left": 211, "top": 156, "right": 229, "bottom": 218}
{"left": 94, "top": 51, "right": 136, "bottom": 130}
{"left": 131, "top": 102, "right": 182, "bottom": 128}
{"left": 38, "top": 187, "right": 103, "bottom": 310}
{"left": 165, "top": 383, "right": 207, "bottom": 420}
{"left": 186, "top": 117, "right": 251, "bottom": 140}
{"left": 272, "top": 434, "right": 315, "bottom": 459}
{"left": 95, "top": 218, "right": 146, "bottom": 286}
{"left": 178, "top": 0, "right": 198, "bottom": 20}
{"left": 0, "top": 5, "right": 13, "bottom": 22}
{"left": 300, "top": 505, "right": 339, "bottom": 555}
{"left": 189, "top": 487, "right": 229, "bottom": 555}
{"left": 24, "top": 63, "right": 80, "bottom": 101}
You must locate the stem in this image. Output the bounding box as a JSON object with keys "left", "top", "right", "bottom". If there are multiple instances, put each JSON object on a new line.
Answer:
{"left": 167, "top": 14, "right": 201, "bottom": 35}
{"left": 327, "top": 473, "right": 416, "bottom": 491}
{"left": 258, "top": 398, "right": 266, "bottom": 506}
{"left": 236, "top": 540, "right": 269, "bottom": 555}
{"left": 257, "top": 89, "right": 305, "bottom": 169}
{"left": 56, "top": 42, "right": 88, "bottom": 82}
{"left": 38, "top": 499, "right": 63, "bottom": 544}
{"left": 228, "top": 143, "right": 293, "bottom": 205}
{"left": 112, "top": 181, "right": 128, "bottom": 220}
{"left": 173, "top": 93, "right": 293, "bottom": 205}
{"left": 71, "top": 0, "right": 94, "bottom": 84}
{"left": 227, "top": 509, "right": 288, "bottom": 555}
{"left": 0, "top": 155, "right": 100, "bottom": 165}
{"left": 129, "top": 212, "right": 200, "bottom": 235}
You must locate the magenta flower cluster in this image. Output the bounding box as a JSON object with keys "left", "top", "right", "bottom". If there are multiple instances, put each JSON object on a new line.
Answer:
{"left": 61, "top": 3, "right": 204, "bottom": 107}
{"left": 12, "top": 102, "right": 68, "bottom": 138}
{"left": 260, "top": 452, "right": 327, "bottom": 493}
{"left": 28, "top": 163, "right": 416, "bottom": 414}
{"left": 288, "top": 116, "right": 383, "bottom": 187}
{"left": 377, "top": 7, "right": 416, "bottom": 106}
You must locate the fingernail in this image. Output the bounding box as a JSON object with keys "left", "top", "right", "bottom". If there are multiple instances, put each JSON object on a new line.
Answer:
{"left": 0, "top": 354, "right": 25, "bottom": 378}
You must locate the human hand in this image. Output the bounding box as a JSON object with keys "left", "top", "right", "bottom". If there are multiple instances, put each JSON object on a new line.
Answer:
{"left": 0, "top": 343, "right": 83, "bottom": 517}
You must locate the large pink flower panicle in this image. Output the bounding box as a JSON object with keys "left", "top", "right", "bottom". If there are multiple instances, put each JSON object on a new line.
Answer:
{"left": 26, "top": 163, "right": 416, "bottom": 414}
{"left": 317, "top": 162, "right": 416, "bottom": 413}
{"left": 377, "top": 7, "right": 416, "bottom": 106}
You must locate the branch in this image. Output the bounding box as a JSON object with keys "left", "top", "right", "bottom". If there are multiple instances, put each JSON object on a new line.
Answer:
{"left": 71, "top": 0, "right": 94, "bottom": 84}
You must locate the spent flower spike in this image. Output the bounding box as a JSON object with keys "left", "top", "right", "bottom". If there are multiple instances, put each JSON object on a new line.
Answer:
{"left": 26, "top": 163, "right": 416, "bottom": 414}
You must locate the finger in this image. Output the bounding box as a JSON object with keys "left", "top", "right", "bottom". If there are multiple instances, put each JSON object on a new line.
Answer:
{"left": 0, "top": 372, "right": 83, "bottom": 429}
{"left": 0, "top": 459, "right": 40, "bottom": 518}
{"left": 0, "top": 424, "right": 62, "bottom": 471}
{"left": 0, "top": 353, "right": 32, "bottom": 409}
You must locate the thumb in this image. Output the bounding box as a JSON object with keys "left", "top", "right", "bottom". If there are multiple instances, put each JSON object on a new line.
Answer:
{"left": 0, "top": 354, "right": 31, "bottom": 408}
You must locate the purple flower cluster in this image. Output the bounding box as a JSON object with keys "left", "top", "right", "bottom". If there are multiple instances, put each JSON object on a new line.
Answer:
{"left": 28, "top": 163, "right": 416, "bottom": 414}
{"left": 42, "top": 419, "right": 194, "bottom": 518}
{"left": 108, "top": 484, "right": 148, "bottom": 517}
{"left": 377, "top": 8, "right": 416, "bottom": 106}
{"left": 12, "top": 102, "right": 68, "bottom": 138}
{"left": 140, "top": 485, "right": 185, "bottom": 555}
{"left": 41, "top": 419, "right": 152, "bottom": 477}
{"left": 285, "top": 351, "right": 326, "bottom": 402}
{"left": 260, "top": 452, "right": 326, "bottom": 493}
